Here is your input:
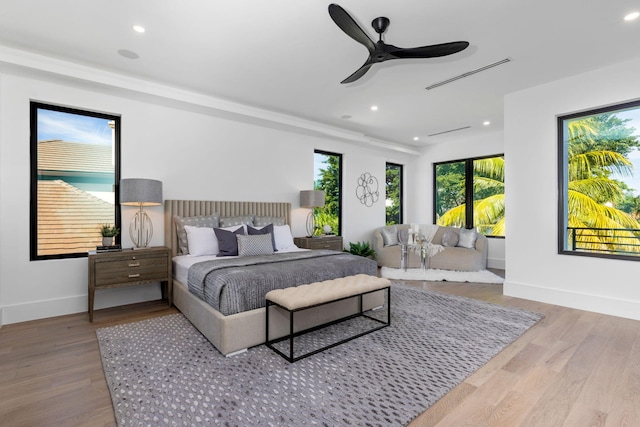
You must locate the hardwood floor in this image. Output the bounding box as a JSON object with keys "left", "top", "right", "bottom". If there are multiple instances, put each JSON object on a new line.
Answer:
{"left": 1, "top": 276, "right": 639, "bottom": 426}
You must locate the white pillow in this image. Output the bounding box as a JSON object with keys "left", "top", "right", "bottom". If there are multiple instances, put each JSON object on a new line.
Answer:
{"left": 273, "top": 225, "right": 296, "bottom": 251}
{"left": 184, "top": 225, "right": 218, "bottom": 256}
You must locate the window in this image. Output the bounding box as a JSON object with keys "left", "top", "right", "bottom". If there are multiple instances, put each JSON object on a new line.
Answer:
{"left": 558, "top": 100, "right": 640, "bottom": 259}
{"left": 30, "top": 102, "right": 121, "bottom": 260}
{"left": 314, "top": 150, "right": 342, "bottom": 236}
{"left": 434, "top": 155, "right": 504, "bottom": 236}
{"left": 385, "top": 162, "right": 403, "bottom": 225}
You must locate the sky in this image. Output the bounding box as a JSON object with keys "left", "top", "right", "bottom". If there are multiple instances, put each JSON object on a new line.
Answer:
{"left": 37, "top": 108, "right": 113, "bottom": 145}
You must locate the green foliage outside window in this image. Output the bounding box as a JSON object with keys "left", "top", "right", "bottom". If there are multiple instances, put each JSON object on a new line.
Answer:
{"left": 386, "top": 163, "right": 402, "bottom": 225}
{"left": 561, "top": 110, "right": 640, "bottom": 255}
{"left": 435, "top": 156, "right": 505, "bottom": 236}
{"left": 314, "top": 151, "right": 341, "bottom": 235}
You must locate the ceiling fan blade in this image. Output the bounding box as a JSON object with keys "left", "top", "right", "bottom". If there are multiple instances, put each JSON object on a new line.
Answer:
{"left": 328, "top": 4, "right": 375, "bottom": 52}
{"left": 392, "top": 41, "right": 469, "bottom": 59}
{"left": 341, "top": 62, "right": 374, "bottom": 84}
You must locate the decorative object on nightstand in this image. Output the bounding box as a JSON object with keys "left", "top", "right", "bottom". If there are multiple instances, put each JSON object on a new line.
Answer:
{"left": 87, "top": 246, "right": 172, "bottom": 322}
{"left": 294, "top": 235, "right": 343, "bottom": 251}
{"left": 299, "top": 189, "right": 325, "bottom": 237}
{"left": 120, "top": 178, "right": 163, "bottom": 248}
{"left": 99, "top": 223, "right": 120, "bottom": 247}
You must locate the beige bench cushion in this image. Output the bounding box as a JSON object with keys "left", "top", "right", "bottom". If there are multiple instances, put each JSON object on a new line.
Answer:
{"left": 266, "top": 274, "right": 390, "bottom": 311}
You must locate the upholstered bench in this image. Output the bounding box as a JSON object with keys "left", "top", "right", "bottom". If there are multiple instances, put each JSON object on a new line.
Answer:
{"left": 265, "top": 274, "right": 391, "bottom": 362}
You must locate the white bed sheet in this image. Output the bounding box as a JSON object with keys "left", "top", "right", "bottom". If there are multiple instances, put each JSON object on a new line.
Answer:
{"left": 172, "top": 247, "right": 308, "bottom": 284}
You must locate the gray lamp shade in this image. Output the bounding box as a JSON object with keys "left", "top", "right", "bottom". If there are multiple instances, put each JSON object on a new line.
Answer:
{"left": 120, "top": 178, "right": 163, "bottom": 206}
{"left": 300, "top": 190, "right": 325, "bottom": 208}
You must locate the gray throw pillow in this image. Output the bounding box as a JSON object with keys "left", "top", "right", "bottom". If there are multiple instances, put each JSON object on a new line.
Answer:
{"left": 174, "top": 214, "right": 220, "bottom": 254}
{"left": 247, "top": 224, "right": 277, "bottom": 251}
{"left": 380, "top": 226, "right": 398, "bottom": 246}
{"left": 214, "top": 226, "right": 246, "bottom": 256}
{"left": 219, "top": 215, "right": 254, "bottom": 227}
{"left": 457, "top": 228, "right": 478, "bottom": 249}
{"left": 397, "top": 229, "right": 409, "bottom": 245}
{"left": 441, "top": 230, "right": 459, "bottom": 247}
{"left": 237, "top": 234, "right": 274, "bottom": 257}
{"left": 254, "top": 216, "right": 286, "bottom": 227}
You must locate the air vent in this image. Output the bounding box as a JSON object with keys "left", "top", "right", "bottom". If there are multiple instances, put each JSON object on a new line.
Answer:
{"left": 425, "top": 58, "right": 512, "bottom": 90}
{"left": 428, "top": 126, "right": 471, "bottom": 137}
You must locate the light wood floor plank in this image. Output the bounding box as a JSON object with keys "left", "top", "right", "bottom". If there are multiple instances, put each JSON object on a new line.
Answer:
{"left": 2, "top": 275, "right": 640, "bottom": 427}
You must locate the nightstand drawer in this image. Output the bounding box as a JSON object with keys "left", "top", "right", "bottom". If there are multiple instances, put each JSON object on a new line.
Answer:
{"left": 94, "top": 256, "right": 168, "bottom": 286}
{"left": 294, "top": 236, "right": 343, "bottom": 251}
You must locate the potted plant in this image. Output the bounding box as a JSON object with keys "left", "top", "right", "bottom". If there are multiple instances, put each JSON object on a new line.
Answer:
{"left": 344, "top": 241, "right": 376, "bottom": 259}
{"left": 100, "top": 224, "right": 119, "bottom": 246}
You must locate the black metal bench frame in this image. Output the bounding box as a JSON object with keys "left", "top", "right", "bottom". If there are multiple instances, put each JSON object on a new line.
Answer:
{"left": 265, "top": 286, "right": 390, "bottom": 363}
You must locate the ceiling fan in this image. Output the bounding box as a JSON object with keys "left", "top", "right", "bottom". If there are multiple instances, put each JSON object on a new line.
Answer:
{"left": 328, "top": 3, "right": 469, "bottom": 84}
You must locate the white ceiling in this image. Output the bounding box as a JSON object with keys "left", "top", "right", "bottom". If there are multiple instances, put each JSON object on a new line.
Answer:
{"left": 1, "top": 0, "right": 639, "bottom": 152}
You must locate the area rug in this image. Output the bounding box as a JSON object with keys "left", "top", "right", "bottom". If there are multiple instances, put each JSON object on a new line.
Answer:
{"left": 380, "top": 266, "right": 504, "bottom": 284}
{"left": 96, "top": 283, "right": 541, "bottom": 427}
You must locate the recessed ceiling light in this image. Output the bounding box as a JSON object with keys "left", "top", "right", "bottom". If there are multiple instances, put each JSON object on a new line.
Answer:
{"left": 413, "top": 137, "right": 419, "bottom": 141}
{"left": 370, "top": 105, "right": 378, "bottom": 111}
{"left": 133, "top": 25, "right": 146, "bottom": 33}
{"left": 483, "top": 121, "right": 491, "bottom": 126}
{"left": 118, "top": 49, "right": 139, "bottom": 59}
{"left": 624, "top": 11, "right": 639, "bottom": 21}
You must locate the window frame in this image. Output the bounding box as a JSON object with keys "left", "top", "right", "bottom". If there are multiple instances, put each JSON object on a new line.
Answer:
{"left": 433, "top": 154, "right": 505, "bottom": 238}
{"left": 385, "top": 162, "right": 404, "bottom": 225}
{"left": 314, "top": 149, "right": 343, "bottom": 236}
{"left": 30, "top": 102, "right": 121, "bottom": 261}
{"left": 557, "top": 99, "right": 640, "bottom": 261}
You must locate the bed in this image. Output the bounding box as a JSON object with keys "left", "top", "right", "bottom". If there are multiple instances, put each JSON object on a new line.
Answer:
{"left": 164, "top": 199, "right": 382, "bottom": 356}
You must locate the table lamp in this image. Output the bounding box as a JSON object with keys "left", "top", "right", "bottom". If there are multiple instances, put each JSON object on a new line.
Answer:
{"left": 300, "top": 190, "right": 325, "bottom": 237}
{"left": 120, "top": 178, "right": 163, "bottom": 247}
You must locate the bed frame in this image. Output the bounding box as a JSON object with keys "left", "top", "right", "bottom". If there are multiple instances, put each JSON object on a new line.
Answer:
{"left": 164, "top": 199, "right": 382, "bottom": 356}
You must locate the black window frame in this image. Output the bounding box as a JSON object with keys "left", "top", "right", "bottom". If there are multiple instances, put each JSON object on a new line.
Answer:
{"left": 30, "top": 102, "right": 121, "bottom": 261}
{"left": 557, "top": 99, "right": 640, "bottom": 261}
{"left": 385, "top": 162, "right": 404, "bottom": 225}
{"left": 314, "top": 149, "right": 343, "bottom": 236}
{"left": 433, "top": 154, "right": 505, "bottom": 238}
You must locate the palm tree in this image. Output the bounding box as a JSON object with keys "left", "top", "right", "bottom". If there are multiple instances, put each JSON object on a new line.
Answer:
{"left": 437, "top": 157, "right": 505, "bottom": 236}
{"left": 565, "top": 117, "right": 640, "bottom": 253}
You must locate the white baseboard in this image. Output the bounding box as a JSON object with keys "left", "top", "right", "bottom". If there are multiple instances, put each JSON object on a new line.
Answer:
{"left": 1, "top": 283, "right": 162, "bottom": 325}
{"left": 504, "top": 280, "right": 640, "bottom": 321}
{"left": 487, "top": 257, "right": 505, "bottom": 270}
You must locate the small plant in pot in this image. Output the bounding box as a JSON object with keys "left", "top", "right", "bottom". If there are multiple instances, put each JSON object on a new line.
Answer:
{"left": 100, "top": 224, "right": 119, "bottom": 246}
{"left": 344, "top": 241, "right": 376, "bottom": 259}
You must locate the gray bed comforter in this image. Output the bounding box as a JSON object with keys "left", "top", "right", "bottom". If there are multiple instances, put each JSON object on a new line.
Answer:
{"left": 187, "top": 250, "right": 377, "bottom": 315}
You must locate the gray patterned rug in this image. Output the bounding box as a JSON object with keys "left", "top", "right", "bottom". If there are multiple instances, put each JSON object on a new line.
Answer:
{"left": 96, "top": 283, "right": 543, "bottom": 427}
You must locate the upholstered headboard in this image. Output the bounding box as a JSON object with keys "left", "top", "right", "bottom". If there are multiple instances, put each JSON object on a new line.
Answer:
{"left": 164, "top": 199, "right": 291, "bottom": 257}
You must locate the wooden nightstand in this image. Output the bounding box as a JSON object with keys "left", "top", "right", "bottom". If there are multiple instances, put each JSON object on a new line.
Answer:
{"left": 88, "top": 246, "right": 172, "bottom": 322}
{"left": 294, "top": 235, "right": 343, "bottom": 251}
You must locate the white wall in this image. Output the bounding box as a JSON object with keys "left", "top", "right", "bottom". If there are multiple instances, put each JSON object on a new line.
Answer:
{"left": 0, "top": 67, "right": 412, "bottom": 325}
{"left": 504, "top": 57, "right": 640, "bottom": 320}
{"left": 411, "top": 130, "right": 506, "bottom": 269}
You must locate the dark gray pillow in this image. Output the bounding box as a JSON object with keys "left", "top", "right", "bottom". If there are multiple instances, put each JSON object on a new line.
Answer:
{"left": 457, "top": 228, "right": 478, "bottom": 249}
{"left": 441, "top": 229, "right": 459, "bottom": 247}
{"left": 247, "top": 224, "right": 277, "bottom": 251}
{"left": 214, "top": 226, "right": 246, "bottom": 256}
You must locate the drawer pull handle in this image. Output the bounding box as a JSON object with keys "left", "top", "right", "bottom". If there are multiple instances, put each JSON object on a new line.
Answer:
{"left": 128, "top": 273, "right": 140, "bottom": 278}
{"left": 129, "top": 262, "right": 140, "bottom": 267}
